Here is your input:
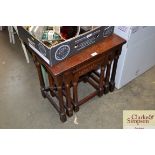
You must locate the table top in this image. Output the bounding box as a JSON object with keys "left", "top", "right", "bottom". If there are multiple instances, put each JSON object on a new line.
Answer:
{"left": 40, "top": 34, "right": 126, "bottom": 76}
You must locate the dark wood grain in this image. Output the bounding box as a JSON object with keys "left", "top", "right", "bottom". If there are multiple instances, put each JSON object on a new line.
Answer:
{"left": 26, "top": 34, "right": 126, "bottom": 122}
{"left": 43, "top": 34, "right": 126, "bottom": 76}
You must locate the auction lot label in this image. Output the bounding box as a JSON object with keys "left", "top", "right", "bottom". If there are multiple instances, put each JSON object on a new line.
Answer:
{"left": 123, "top": 110, "right": 155, "bottom": 129}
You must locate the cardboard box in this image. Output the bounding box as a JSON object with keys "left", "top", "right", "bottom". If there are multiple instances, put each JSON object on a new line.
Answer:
{"left": 18, "top": 26, "right": 114, "bottom": 66}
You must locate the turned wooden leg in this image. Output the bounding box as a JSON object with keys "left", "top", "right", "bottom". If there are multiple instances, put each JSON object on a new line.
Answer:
{"left": 64, "top": 72, "right": 73, "bottom": 117}
{"left": 73, "top": 78, "right": 79, "bottom": 112}
{"left": 48, "top": 73, "right": 55, "bottom": 97}
{"left": 32, "top": 55, "right": 46, "bottom": 98}
{"left": 104, "top": 60, "right": 112, "bottom": 94}
{"left": 55, "top": 76, "right": 67, "bottom": 122}
{"left": 98, "top": 65, "right": 105, "bottom": 97}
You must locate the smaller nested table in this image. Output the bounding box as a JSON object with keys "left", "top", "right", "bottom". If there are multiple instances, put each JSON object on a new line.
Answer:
{"left": 26, "top": 34, "right": 126, "bottom": 122}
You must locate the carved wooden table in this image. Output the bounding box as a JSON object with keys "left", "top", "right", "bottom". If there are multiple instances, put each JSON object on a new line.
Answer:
{"left": 26, "top": 34, "right": 126, "bottom": 122}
